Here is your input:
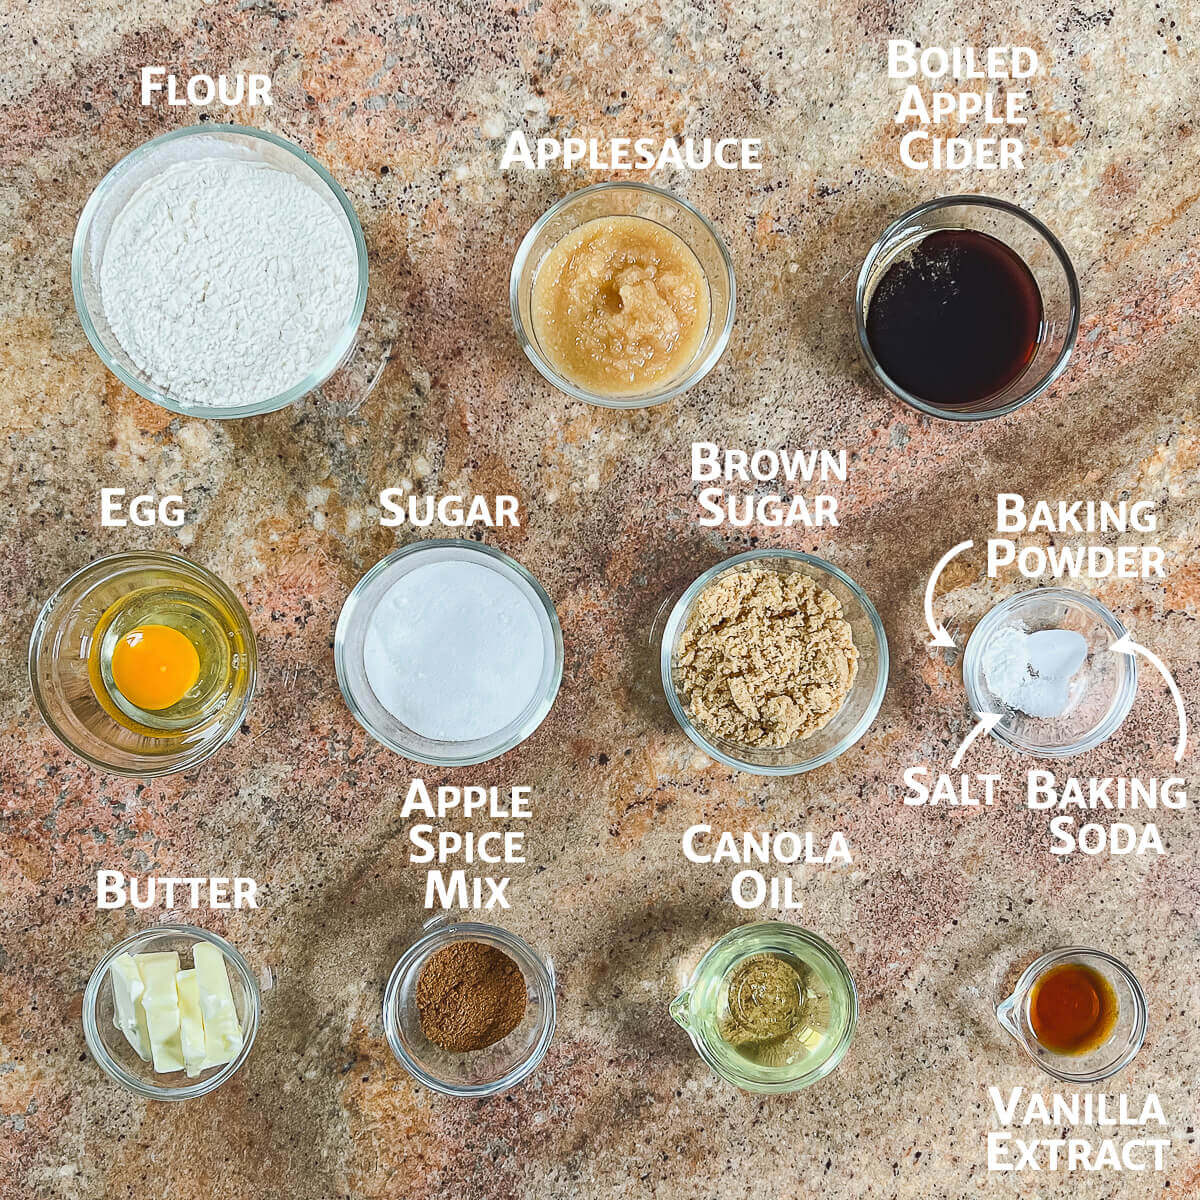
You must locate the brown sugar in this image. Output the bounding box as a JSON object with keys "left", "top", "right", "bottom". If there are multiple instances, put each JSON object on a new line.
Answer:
{"left": 415, "top": 941, "right": 527, "bottom": 1053}
{"left": 676, "top": 567, "right": 858, "bottom": 748}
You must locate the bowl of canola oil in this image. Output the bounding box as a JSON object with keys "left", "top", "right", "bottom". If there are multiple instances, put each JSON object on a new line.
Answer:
{"left": 670, "top": 923, "right": 858, "bottom": 1093}
{"left": 995, "top": 947, "right": 1147, "bottom": 1083}
{"left": 29, "top": 552, "right": 256, "bottom": 776}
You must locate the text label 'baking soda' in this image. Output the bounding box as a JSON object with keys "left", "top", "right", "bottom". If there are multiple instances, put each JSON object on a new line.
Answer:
{"left": 888, "top": 41, "right": 1037, "bottom": 171}
{"left": 100, "top": 488, "right": 185, "bottom": 528}
{"left": 682, "top": 824, "right": 852, "bottom": 910}
{"left": 988, "top": 494, "right": 1165, "bottom": 580}
{"left": 403, "top": 778, "right": 530, "bottom": 911}
{"left": 987, "top": 1088, "right": 1169, "bottom": 1173}
{"left": 140, "top": 67, "right": 271, "bottom": 107}
{"left": 692, "top": 443, "right": 846, "bottom": 529}
{"left": 95, "top": 871, "right": 259, "bottom": 910}
{"left": 501, "top": 132, "right": 761, "bottom": 171}
{"left": 902, "top": 769, "right": 1186, "bottom": 857}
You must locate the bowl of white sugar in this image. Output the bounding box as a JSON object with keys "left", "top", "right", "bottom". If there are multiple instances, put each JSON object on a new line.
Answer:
{"left": 72, "top": 125, "right": 368, "bottom": 419}
{"left": 335, "top": 541, "right": 564, "bottom": 766}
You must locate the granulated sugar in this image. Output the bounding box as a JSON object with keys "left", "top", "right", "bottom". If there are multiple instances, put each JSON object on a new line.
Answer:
{"left": 364, "top": 560, "right": 546, "bottom": 742}
{"left": 100, "top": 158, "right": 359, "bottom": 407}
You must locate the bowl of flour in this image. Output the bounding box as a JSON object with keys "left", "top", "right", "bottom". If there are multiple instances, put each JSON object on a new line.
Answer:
{"left": 72, "top": 125, "right": 367, "bottom": 419}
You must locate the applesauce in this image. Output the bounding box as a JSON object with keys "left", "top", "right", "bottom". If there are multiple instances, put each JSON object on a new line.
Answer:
{"left": 530, "top": 215, "right": 711, "bottom": 396}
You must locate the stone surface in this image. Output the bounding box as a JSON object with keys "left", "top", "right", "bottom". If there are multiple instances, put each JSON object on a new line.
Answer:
{"left": 1, "top": 2, "right": 1198, "bottom": 1198}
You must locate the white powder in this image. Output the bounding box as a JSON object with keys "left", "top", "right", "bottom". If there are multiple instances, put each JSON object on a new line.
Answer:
{"left": 364, "top": 560, "right": 547, "bottom": 742}
{"left": 99, "top": 158, "right": 359, "bottom": 407}
{"left": 982, "top": 624, "right": 1089, "bottom": 719}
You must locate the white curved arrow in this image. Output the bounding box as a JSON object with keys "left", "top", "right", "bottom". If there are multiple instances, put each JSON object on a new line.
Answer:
{"left": 951, "top": 711, "right": 1003, "bottom": 768}
{"left": 1110, "top": 635, "right": 1188, "bottom": 764}
{"left": 925, "top": 540, "right": 974, "bottom": 648}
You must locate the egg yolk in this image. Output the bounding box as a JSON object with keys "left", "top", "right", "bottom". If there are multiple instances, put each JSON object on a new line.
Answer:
{"left": 110, "top": 624, "right": 200, "bottom": 711}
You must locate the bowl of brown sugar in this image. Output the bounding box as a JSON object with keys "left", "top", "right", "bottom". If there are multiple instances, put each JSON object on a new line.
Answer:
{"left": 384, "top": 918, "right": 556, "bottom": 1096}
{"left": 660, "top": 550, "right": 888, "bottom": 774}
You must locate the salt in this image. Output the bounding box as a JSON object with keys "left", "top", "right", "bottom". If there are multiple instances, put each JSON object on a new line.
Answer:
{"left": 364, "top": 560, "right": 546, "bottom": 742}
{"left": 981, "top": 623, "right": 1088, "bottom": 719}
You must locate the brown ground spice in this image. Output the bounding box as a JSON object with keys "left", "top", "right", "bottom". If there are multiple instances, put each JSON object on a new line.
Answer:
{"left": 677, "top": 567, "right": 858, "bottom": 748}
{"left": 415, "top": 941, "right": 527, "bottom": 1052}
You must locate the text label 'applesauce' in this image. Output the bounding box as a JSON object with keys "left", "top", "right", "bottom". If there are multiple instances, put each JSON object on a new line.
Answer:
{"left": 500, "top": 131, "right": 762, "bottom": 171}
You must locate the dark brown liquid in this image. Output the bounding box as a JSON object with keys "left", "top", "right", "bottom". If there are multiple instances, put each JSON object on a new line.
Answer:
{"left": 1029, "top": 962, "right": 1118, "bottom": 1056}
{"left": 865, "top": 229, "right": 1043, "bottom": 407}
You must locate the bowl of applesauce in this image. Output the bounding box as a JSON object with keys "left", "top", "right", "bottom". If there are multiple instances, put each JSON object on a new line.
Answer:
{"left": 510, "top": 183, "right": 735, "bottom": 408}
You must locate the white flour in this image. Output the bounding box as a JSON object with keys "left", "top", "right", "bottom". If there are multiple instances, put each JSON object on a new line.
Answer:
{"left": 99, "top": 158, "right": 359, "bottom": 408}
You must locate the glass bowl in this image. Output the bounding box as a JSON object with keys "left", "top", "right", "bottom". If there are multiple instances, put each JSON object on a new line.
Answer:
{"left": 963, "top": 587, "right": 1137, "bottom": 757}
{"left": 29, "top": 552, "right": 257, "bottom": 776}
{"left": 660, "top": 550, "right": 888, "bottom": 775}
{"left": 855, "top": 195, "right": 1079, "bottom": 420}
{"left": 510, "top": 182, "right": 735, "bottom": 408}
{"left": 335, "top": 540, "right": 563, "bottom": 767}
{"left": 670, "top": 922, "right": 858, "bottom": 1094}
{"left": 383, "top": 918, "right": 556, "bottom": 1097}
{"left": 995, "top": 947, "right": 1147, "bottom": 1083}
{"left": 72, "top": 124, "right": 368, "bottom": 420}
{"left": 83, "top": 924, "right": 260, "bottom": 1100}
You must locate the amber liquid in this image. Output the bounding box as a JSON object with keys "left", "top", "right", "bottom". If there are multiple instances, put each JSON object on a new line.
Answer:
{"left": 865, "top": 229, "right": 1043, "bottom": 407}
{"left": 1029, "top": 962, "right": 1118, "bottom": 1056}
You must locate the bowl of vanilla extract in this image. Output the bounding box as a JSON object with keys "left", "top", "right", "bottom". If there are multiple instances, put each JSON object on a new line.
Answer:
{"left": 995, "top": 947, "right": 1147, "bottom": 1083}
{"left": 856, "top": 195, "right": 1080, "bottom": 420}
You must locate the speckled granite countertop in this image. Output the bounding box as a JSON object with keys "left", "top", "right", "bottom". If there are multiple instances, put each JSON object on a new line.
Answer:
{"left": 2, "top": 2, "right": 1198, "bottom": 1198}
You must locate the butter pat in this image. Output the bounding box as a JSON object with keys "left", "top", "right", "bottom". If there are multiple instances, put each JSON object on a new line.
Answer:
{"left": 193, "top": 942, "right": 243, "bottom": 1068}
{"left": 136, "top": 951, "right": 185, "bottom": 1074}
{"left": 175, "top": 968, "right": 207, "bottom": 1078}
{"left": 108, "top": 953, "right": 151, "bottom": 1061}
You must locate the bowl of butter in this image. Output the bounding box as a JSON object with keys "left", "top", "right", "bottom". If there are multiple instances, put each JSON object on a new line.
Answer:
{"left": 83, "top": 925, "right": 259, "bottom": 1100}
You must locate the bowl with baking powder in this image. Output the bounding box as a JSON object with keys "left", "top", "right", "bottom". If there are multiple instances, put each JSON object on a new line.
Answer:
{"left": 72, "top": 125, "right": 368, "bottom": 420}
{"left": 963, "top": 587, "right": 1137, "bottom": 757}
{"left": 334, "top": 540, "right": 564, "bottom": 767}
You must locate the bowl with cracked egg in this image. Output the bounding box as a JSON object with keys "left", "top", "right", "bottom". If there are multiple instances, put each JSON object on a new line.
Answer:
{"left": 660, "top": 550, "right": 888, "bottom": 775}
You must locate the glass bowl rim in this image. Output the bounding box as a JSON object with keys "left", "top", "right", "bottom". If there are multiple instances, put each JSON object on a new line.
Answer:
{"left": 82, "top": 922, "right": 261, "bottom": 1101}
{"left": 962, "top": 586, "right": 1138, "bottom": 757}
{"left": 676, "top": 921, "right": 859, "bottom": 1094}
{"left": 382, "top": 919, "right": 557, "bottom": 1097}
{"left": 1002, "top": 945, "right": 1148, "bottom": 1083}
{"left": 70, "top": 123, "right": 369, "bottom": 421}
{"left": 854, "top": 193, "right": 1081, "bottom": 422}
{"left": 509, "top": 180, "right": 737, "bottom": 409}
{"left": 334, "top": 539, "right": 564, "bottom": 767}
{"left": 28, "top": 550, "right": 258, "bottom": 778}
{"left": 659, "top": 549, "right": 889, "bottom": 775}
